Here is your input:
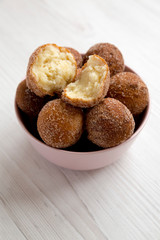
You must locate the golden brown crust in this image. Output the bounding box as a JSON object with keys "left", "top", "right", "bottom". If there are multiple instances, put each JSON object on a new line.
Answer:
{"left": 16, "top": 79, "right": 49, "bottom": 117}
{"left": 86, "top": 98, "right": 135, "bottom": 148}
{"left": 64, "top": 47, "right": 83, "bottom": 68}
{"left": 83, "top": 43, "right": 124, "bottom": 77}
{"left": 26, "top": 44, "right": 51, "bottom": 97}
{"left": 26, "top": 44, "right": 77, "bottom": 97}
{"left": 75, "top": 68, "right": 82, "bottom": 79}
{"left": 107, "top": 72, "right": 149, "bottom": 115}
{"left": 37, "top": 99, "right": 84, "bottom": 148}
{"left": 62, "top": 55, "right": 110, "bottom": 108}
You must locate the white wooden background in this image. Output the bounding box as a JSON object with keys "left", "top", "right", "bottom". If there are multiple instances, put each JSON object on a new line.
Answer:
{"left": 0, "top": 0, "right": 160, "bottom": 239}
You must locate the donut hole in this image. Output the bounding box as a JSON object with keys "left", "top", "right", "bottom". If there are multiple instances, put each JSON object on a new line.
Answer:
{"left": 84, "top": 43, "right": 125, "bottom": 77}
{"left": 86, "top": 98, "right": 135, "bottom": 148}
{"left": 64, "top": 55, "right": 108, "bottom": 100}
{"left": 37, "top": 99, "right": 84, "bottom": 148}
{"left": 32, "top": 45, "right": 76, "bottom": 94}
{"left": 107, "top": 72, "right": 149, "bottom": 115}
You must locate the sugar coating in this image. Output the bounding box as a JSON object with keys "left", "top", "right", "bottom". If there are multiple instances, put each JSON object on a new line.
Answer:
{"left": 86, "top": 98, "right": 135, "bottom": 148}
{"left": 16, "top": 80, "right": 49, "bottom": 117}
{"left": 84, "top": 43, "right": 124, "bottom": 77}
{"left": 107, "top": 72, "right": 149, "bottom": 115}
{"left": 37, "top": 99, "right": 84, "bottom": 148}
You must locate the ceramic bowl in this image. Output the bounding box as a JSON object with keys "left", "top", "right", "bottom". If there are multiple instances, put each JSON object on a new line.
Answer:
{"left": 15, "top": 67, "right": 150, "bottom": 170}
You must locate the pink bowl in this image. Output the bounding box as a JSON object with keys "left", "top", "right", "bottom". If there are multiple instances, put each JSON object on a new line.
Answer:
{"left": 15, "top": 67, "right": 150, "bottom": 170}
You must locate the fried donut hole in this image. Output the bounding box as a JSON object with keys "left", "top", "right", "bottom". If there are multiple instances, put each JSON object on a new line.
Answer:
{"left": 86, "top": 98, "right": 135, "bottom": 148}
{"left": 37, "top": 99, "right": 84, "bottom": 148}
{"left": 62, "top": 55, "right": 110, "bottom": 108}
{"left": 84, "top": 43, "right": 124, "bottom": 77}
{"left": 65, "top": 47, "right": 83, "bottom": 68}
{"left": 16, "top": 80, "right": 49, "bottom": 117}
{"left": 107, "top": 72, "right": 149, "bottom": 115}
{"left": 26, "top": 44, "right": 77, "bottom": 97}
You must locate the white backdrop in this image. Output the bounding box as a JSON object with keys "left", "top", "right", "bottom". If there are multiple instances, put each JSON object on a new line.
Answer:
{"left": 0, "top": 0, "right": 160, "bottom": 239}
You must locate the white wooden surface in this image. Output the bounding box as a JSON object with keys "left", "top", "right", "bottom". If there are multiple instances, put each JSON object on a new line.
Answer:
{"left": 0, "top": 0, "right": 160, "bottom": 239}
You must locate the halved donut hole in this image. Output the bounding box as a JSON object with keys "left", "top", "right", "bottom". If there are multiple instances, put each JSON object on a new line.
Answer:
{"left": 62, "top": 55, "right": 110, "bottom": 108}
{"left": 30, "top": 44, "right": 77, "bottom": 95}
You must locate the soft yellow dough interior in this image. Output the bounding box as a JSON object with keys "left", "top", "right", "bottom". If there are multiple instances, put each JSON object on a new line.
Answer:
{"left": 32, "top": 45, "right": 76, "bottom": 93}
{"left": 65, "top": 55, "right": 107, "bottom": 100}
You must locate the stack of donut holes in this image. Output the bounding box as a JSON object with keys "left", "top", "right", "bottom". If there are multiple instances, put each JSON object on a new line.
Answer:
{"left": 16, "top": 43, "right": 149, "bottom": 150}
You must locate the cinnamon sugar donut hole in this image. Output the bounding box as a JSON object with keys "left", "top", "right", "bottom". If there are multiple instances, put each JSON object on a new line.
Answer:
{"left": 26, "top": 44, "right": 77, "bottom": 97}
{"left": 37, "top": 99, "right": 84, "bottom": 148}
{"left": 107, "top": 72, "right": 149, "bottom": 115}
{"left": 16, "top": 80, "right": 49, "bottom": 117}
{"left": 86, "top": 98, "right": 135, "bottom": 148}
{"left": 62, "top": 55, "right": 110, "bottom": 108}
{"left": 84, "top": 43, "right": 124, "bottom": 77}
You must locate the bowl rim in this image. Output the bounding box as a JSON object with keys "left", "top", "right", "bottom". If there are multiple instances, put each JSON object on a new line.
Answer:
{"left": 14, "top": 96, "right": 150, "bottom": 156}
